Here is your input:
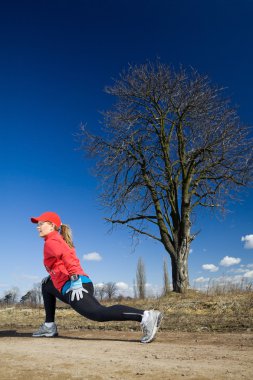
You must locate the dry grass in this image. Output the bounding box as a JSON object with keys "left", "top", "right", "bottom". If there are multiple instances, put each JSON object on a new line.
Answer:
{"left": 1, "top": 289, "right": 252, "bottom": 333}
{"left": 159, "top": 289, "right": 253, "bottom": 332}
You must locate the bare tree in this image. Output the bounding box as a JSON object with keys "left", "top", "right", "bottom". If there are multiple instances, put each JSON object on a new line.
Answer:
{"left": 20, "top": 291, "right": 31, "bottom": 305}
{"left": 3, "top": 293, "right": 12, "bottom": 305}
{"left": 104, "top": 282, "right": 118, "bottom": 300}
{"left": 162, "top": 257, "right": 170, "bottom": 296}
{"left": 4, "top": 287, "right": 20, "bottom": 305}
{"left": 20, "top": 283, "right": 42, "bottom": 307}
{"left": 32, "top": 282, "right": 42, "bottom": 305}
{"left": 136, "top": 257, "right": 146, "bottom": 299}
{"left": 80, "top": 61, "right": 253, "bottom": 293}
{"left": 133, "top": 279, "right": 137, "bottom": 299}
{"left": 94, "top": 283, "right": 106, "bottom": 301}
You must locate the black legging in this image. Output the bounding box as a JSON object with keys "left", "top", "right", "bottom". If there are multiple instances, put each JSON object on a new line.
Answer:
{"left": 42, "top": 279, "right": 144, "bottom": 323}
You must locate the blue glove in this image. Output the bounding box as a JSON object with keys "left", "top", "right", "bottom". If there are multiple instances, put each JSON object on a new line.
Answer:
{"left": 66, "top": 278, "right": 88, "bottom": 301}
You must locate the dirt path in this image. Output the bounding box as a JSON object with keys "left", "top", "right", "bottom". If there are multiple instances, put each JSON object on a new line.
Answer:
{"left": 0, "top": 329, "right": 252, "bottom": 379}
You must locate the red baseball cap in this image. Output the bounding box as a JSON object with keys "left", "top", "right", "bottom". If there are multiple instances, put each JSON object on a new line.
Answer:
{"left": 31, "top": 211, "right": 62, "bottom": 228}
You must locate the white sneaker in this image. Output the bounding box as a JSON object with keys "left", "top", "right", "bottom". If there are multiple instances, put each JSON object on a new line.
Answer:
{"left": 32, "top": 323, "right": 58, "bottom": 337}
{"left": 140, "top": 310, "right": 163, "bottom": 343}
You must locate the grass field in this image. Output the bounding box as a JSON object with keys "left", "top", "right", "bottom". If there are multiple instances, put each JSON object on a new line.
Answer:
{"left": 1, "top": 289, "right": 252, "bottom": 333}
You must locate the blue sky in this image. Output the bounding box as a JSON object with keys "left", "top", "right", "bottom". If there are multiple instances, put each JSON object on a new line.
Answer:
{"left": 1, "top": 0, "right": 253, "bottom": 298}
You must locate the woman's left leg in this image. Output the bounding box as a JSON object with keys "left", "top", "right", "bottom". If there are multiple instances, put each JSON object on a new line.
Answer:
{"left": 32, "top": 278, "right": 68, "bottom": 337}
{"left": 68, "top": 282, "right": 144, "bottom": 322}
{"left": 68, "top": 283, "right": 163, "bottom": 343}
{"left": 42, "top": 278, "right": 68, "bottom": 322}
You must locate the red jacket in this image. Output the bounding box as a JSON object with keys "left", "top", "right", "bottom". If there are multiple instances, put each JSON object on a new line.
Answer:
{"left": 43, "top": 230, "right": 89, "bottom": 292}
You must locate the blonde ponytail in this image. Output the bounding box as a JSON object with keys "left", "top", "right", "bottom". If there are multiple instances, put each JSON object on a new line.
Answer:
{"left": 59, "top": 224, "right": 74, "bottom": 248}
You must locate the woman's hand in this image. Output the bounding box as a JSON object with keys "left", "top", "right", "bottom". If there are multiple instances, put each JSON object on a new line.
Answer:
{"left": 66, "top": 278, "right": 88, "bottom": 301}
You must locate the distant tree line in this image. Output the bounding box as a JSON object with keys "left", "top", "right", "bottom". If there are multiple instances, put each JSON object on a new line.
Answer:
{"left": 0, "top": 258, "right": 171, "bottom": 307}
{"left": 0, "top": 283, "right": 42, "bottom": 307}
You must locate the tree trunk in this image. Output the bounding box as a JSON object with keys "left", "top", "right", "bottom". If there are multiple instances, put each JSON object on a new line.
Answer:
{"left": 170, "top": 239, "right": 190, "bottom": 293}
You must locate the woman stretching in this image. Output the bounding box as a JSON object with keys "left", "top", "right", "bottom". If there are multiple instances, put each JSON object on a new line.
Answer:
{"left": 31, "top": 211, "right": 162, "bottom": 343}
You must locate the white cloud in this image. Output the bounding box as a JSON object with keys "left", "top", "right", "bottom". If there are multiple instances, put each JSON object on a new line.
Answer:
{"left": 194, "top": 277, "right": 209, "bottom": 283}
{"left": 228, "top": 268, "right": 248, "bottom": 274}
{"left": 247, "top": 263, "right": 253, "bottom": 268}
{"left": 220, "top": 256, "right": 241, "bottom": 267}
{"left": 94, "top": 282, "right": 105, "bottom": 289}
{"left": 202, "top": 271, "right": 253, "bottom": 289}
{"left": 202, "top": 264, "right": 219, "bottom": 272}
{"left": 241, "top": 235, "right": 253, "bottom": 249}
{"left": 116, "top": 282, "right": 129, "bottom": 291}
{"left": 244, "top": 270, "right": 253, "bottom": 279}
{"left": 83, "top": 252, "right": 102, "bottom": 261}
{"left": 209, "top": 274, "right": 244, "bottom": 285}
{"left": 144, "top": 283, "right": 163, "bottom": 297}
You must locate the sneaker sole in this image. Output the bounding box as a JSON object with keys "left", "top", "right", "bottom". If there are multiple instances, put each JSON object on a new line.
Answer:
{"left": 141, "top": 312, "right": 163, "bottom": 344}
{"left": 32, "top": 333, "right": 58, "bottom": 338}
